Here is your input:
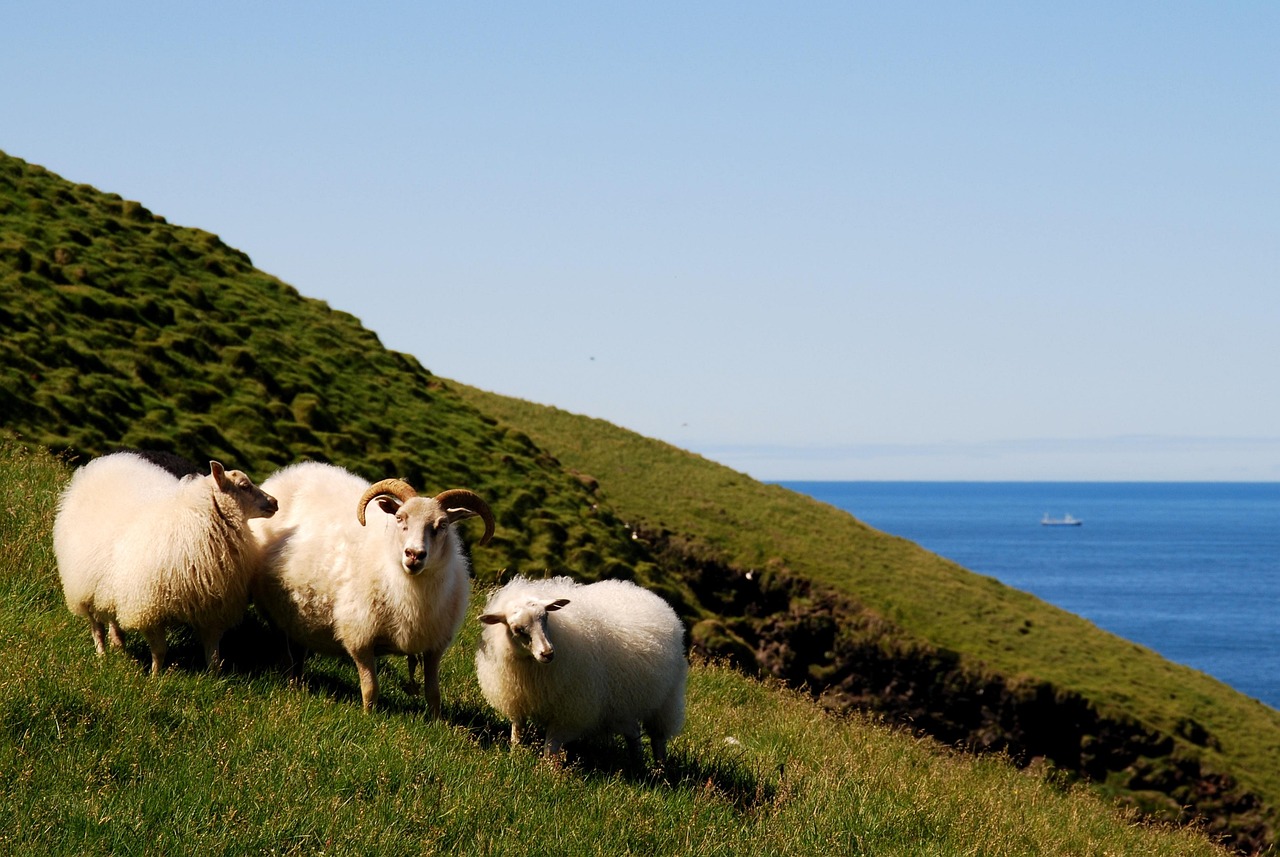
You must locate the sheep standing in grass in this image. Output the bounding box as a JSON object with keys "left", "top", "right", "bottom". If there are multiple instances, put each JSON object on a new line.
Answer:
{"left": 476, "top": 575, "right": 688, "bottom": 764}
{"left": 53, "top": 452, "right": 278, "bottom": 674}
{"left": 249, "top": 462, "right": 494, "bottom": 714}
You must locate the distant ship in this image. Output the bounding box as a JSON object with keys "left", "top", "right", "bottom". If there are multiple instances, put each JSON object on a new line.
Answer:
{"left": 1041, "top": 513, "right": 1083, "bottom": 527}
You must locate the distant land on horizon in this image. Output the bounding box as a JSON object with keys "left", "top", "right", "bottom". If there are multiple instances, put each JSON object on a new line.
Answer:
{"left": 702, "top": 433, "right": 1280, "bottom": 482}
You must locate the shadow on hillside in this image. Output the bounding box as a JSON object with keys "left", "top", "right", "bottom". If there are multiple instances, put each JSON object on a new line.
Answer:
{"left": 447, "top": 698, "right": 519, "bottom": 748}
{"left": 584, "top": 743, "right": 777, "bottom": 813}
{"left": 116, "top": 620, "right": 778, "bottom": 812}
{"left": 105, "top": 609, "right": 292, "bottom": 678}
{"left": 449, "top": 703, "right": 777, "bottom": 812}
{"left": 124, "top": 609, "right": 303, "bottom": 678}
{"left": 145, "top": 615, "right": 465, "bottom": 716}
{"left": 224, "top": 616, "right": 446, "bottom": 715}
{"left": 126, "top": 610, "right": 383, "bottom": 710}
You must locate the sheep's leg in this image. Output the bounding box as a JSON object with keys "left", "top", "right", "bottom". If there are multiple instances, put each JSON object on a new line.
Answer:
{"left": 417, "top": 649, "right": 443, "bottom": 718}
{"left": 647, "top": 727, "right": 669, "bottom": 766}
{"left": 285, "top": 639, "right": 308, "bottom": 683}
{"left": 90, "top": 619, "right": 108, "bottom": 655}
{"left": 107, "top": 621, "right": 126, "bottom": 649}
{"left": 199, "top": 626, "right": 225, "bottom": 673}
{"left": 543, "top": 734, "right": 567, "bottom": 764}
{"left": 405, "top": 654, "right": 421, "bottom": 695}
{"left": 622, "top": 723, "right": 645, "bottom": 767}
{"left": 351, "top": 647, "right": 379, "bottom": 711}
{"left": 142, "top": 627, "right": 168, "bottom": 676}
{"left": 510, "top": 720, "right": 525, "bottom": 747}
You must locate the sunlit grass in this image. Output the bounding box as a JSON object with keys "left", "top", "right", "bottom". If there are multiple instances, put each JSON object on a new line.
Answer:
{"left": 455, "top": 384, "right": 1280, "bottom": 848}
{"left": 0, "top": 441, "right": 1230, "bottom": 854}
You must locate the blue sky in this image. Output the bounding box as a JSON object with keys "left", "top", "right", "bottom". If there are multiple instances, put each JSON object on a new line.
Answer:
{"left": 4, "top": 3, "right": 1277, "bottom": 480}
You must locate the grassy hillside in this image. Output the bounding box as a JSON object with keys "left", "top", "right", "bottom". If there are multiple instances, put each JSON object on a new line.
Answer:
{"left": 0, "top": 150, "right": 670, "bottom": 599}
{"left": 0, "top": 148, "right": 1274, "bottom": 851}
{"left": 456, "top": 390, "right": 1280, "bottom": 849}
{"left": 0, "top": 438, "right": 1232, "bottom": 855}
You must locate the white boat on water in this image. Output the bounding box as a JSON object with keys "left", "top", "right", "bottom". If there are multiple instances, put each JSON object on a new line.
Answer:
{"left": 1041, "top": 513, "right": 1083, "bottom": 527}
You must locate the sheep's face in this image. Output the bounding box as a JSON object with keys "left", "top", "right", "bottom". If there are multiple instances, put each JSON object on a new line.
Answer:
{"left": 360, "top": 483, "right": 493, "bottom": 573}
{"left": 480, "top": 598, "right": 570, "bottom": 663}
{"left": 210, "top": 460, "right": 278, "bottom": 520}
{"left": 377, "top": 496, "right": 455, "bottom": 576}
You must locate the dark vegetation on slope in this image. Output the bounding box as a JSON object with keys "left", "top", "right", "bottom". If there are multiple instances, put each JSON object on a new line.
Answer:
{"left": 650, "top": 530, "right": 1269, "bottom": 850}
{"left": 0, "top": 151, "right": 674, "bottom": 602}
{"left": 0, "top": 149, "right": 1274, "bottom": 853}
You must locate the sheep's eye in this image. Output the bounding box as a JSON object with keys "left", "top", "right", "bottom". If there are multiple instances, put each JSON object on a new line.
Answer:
{"left": 512, "top": 627, "right": 529, "bottom": 639}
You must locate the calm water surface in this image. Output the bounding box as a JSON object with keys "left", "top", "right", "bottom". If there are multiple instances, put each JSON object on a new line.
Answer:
{"left": 778, "top": 482, "right": 1280, "bottom": 709}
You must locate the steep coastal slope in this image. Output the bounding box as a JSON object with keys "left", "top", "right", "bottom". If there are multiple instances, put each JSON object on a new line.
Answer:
{"left": 0, "top": 149, "right": 1274, "bottom": 851}
{"left": 0, "top": 441, "right": 1232, "bottom": 856}
{"left": 455, "top": 390, "right": 1280, "bottom": 850}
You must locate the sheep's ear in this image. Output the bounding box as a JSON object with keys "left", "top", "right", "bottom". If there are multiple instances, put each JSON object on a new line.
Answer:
{"left": 209, "top": 460, "right": 226, "bottom": 486}
{"left": 479, "top": 613, "right": 506, "bottom": 626}
{"left": 545, "top": 599, "right": 570, "bottom": 612}
{"left": 375, "top": 496, "right": 402, "bottom": 516}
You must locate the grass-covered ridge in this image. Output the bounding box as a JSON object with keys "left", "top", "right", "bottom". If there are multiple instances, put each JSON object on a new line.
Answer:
{"left": 0, "top": 150, "right": 669, "bottom": 598}
{"left": 0, "top": 439, "right": 1232, "bottom": 855}
{"left": 455, "top": 386, "right": 1280, "bottom": 848}
{"left": 0, "top": 147, "right": 1274, "bottom": 850}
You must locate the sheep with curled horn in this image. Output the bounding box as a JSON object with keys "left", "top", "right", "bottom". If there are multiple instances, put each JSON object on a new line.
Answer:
{"left": 250, "top": 462, "right": 494, "bottom": 713}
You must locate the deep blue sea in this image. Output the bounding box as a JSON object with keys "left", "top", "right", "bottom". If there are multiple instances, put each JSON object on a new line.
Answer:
{"left": 778, "top": 482, "right": 1280, "bottom": 709}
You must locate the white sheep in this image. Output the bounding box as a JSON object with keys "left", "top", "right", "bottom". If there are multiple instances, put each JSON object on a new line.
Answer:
{"left": 249, "top": 462, "right": 494, "bottom": 714}
{"left": 476, "top": 575, "right": 688, "bottom": 765}
{"left": 53, "top": 452, "right": 279, "bottom": 674}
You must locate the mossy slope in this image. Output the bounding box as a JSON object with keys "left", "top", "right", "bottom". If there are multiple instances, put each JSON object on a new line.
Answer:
{"left": 0, "top": 150, "right": 661, "bottom": 594}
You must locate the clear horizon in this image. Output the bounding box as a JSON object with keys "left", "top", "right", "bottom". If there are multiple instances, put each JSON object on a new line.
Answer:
{"left": 3, "top": 3, "right": 1276, "bottom": 481}
{"left": 701, "top": 433, "right": 1280, "bottom": 481}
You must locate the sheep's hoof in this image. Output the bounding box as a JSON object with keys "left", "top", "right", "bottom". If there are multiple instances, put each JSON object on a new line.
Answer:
{"left": 542, "top": 742, "right": 569, "bottom": 769}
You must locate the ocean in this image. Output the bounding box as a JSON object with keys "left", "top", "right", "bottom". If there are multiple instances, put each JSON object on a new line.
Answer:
{"left": 777, "top": 481, "right": 1280, "bottom": 709}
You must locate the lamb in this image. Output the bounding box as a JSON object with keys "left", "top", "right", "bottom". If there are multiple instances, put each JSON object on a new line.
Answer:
{"left": 249, "top": 462, "right": 495, "bottom": 714}
{"left": 475, "top": 575, "right": 688, "bottom": 765}
{"left": 53, "top": 451, "right": 279, "bottom": 674}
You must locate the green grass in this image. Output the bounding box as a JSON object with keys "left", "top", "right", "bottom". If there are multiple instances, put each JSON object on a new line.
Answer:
{"left": 0, "top": 440, "right": 1232, "bottom": 855}
{"left": 1, "top": 147, "right": 1276, "bottom": 849}
{"left": 453, "top": 387, "right": 1280, "bottom": 849}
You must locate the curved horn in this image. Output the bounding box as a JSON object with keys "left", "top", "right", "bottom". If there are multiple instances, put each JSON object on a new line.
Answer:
{"left": 356, "top": 478, "right": 418, "bottom": 526}
{"left": 433, "top": 489, "right": 495, "bottom": 546}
